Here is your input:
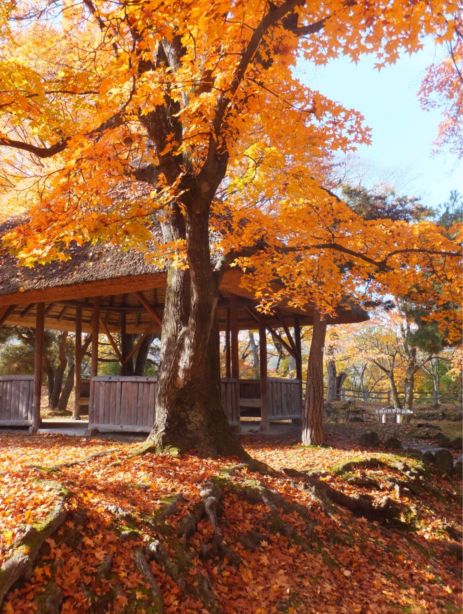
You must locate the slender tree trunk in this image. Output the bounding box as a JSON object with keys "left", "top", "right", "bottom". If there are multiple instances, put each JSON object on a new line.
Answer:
{"left": 431, "top": 356, "right": 440, "bottom": 407}
{"left": 359, "top": 365, "right": 368, "bottom": 401}
{"left": 46, "top": 364, "right": 54, "bottom": 403}
{"left": 327, "top": 359, "right": 337, "bottom": 402}
{"left": 302, "top": 311, "right": 327, "bottom": 446}
{"left": 149, "top": 204, "right": 242, "bottom": 456}
{"left": 248, "top": 331, "right": 260, "bottom": 378}
{"left": 388, "top": 374, "right": 402, "bottom": 409}
{"left": 403, "top": 347, "right": 416, "bottom": 410}
{"left": 57, "top": 363, "right": 75, "bottom": 412}
{"left": 49, "top": 332, "right": 68, "bottom": 409}
{"left": 335, "top": 372, "right": 347, "bottom": 400}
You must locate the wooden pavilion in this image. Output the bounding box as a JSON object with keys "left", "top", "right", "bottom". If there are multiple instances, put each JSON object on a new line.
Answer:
{"left": 0, "top": 221, "right": 367, "bottom": 433}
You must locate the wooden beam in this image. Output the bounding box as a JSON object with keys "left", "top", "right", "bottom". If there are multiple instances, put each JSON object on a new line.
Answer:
{"left": 0, "top": 273, "right": 167, "bottom": 306}
{"left": 74, "top": 305, "right": 82, "bottom": 420}
{"left": 135, "top": 291, "right": 163, "bottom": 327}
{"left": 57, "top": 304, "right": 69, "bottom": 320}
{"left": 100, "top": 317, "right": 123, "bottom": 363}
{"left": 230, "top": 295, "right": 239, "bottom": 379}
{"left": 267, "top": 326, "right": 296, "bottom": 358}
{"left": 276, "top": 313, "right": 297, "bottom": 355}
{"left": 91, "top": 298, "right": 101, "bottom": 377}
{"left": 244, "top": 304, "right": 259, "bottom": 324}
{"left": 0, "top": 304, "right": 16, "bottom": 327}
{"left": 32, "top": 303, "right": 45, "bottom": 432}
{"left": 20, "top": 303, "right": 35, "bottom": 318}
{"left": 44, "top": 303, "right": 55, "bottom": 315}
{"left": 259, "top": 317, "right": 269, "bottom": 432}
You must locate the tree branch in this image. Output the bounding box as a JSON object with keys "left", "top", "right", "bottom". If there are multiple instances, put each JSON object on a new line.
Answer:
{"left": 0, "top": 111, "right": 125, "bottom": 159}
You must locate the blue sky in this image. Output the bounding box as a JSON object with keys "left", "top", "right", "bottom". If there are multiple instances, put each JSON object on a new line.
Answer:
{"left": 297, "top": 44, "right": 462, "bottom": 209}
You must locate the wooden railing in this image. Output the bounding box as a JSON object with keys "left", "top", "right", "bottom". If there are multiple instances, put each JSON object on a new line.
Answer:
{"left": 0, "top": 375, "right": 34, "bottom": 426}
{"left": 89, "top": 376, "right": 157, "bottom": 433}
{"left": 239, "top": 378, "right": 302, "bottom": 420}
{"left": 268, "top": 377, "right": 302, "bottom": 420}
{"left": 89, "top": 376, "right": 241, "bottom": 433}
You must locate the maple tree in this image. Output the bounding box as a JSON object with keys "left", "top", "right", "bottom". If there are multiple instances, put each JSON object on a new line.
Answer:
{"left": 0, "top": 0, "right": 461, "bottom": 453}
{"left": 420, "top": 14, "right": 463, "bottom": 157}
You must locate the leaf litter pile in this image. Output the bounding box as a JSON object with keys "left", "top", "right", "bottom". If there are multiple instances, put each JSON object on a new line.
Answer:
{"left": 0, "top": 433, "right": 461, "bottom": 613}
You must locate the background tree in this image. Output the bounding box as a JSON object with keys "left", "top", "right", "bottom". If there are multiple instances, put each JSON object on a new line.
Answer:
{"left": 0, "top": 0, "right": 461, "bottom": 453}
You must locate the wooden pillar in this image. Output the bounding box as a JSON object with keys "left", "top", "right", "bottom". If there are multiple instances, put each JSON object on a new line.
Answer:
{"left": 120, "top": 307, "right": 131, "bottom": 375}
{"left": 294, "top": 316, "right": 303, "bottom": 420}
{"left": 91, "top": 298, "right": 100, "bottom": 377}
{"left": 225, "top": 305, "right": 231, "bottom": 378}
{"left": 74, "top": 305, "right": 82, "bottom": 420}
{"left": 32, "top": 303, "right": 45, "bottom": 433}
{"left": 294, "top": 317, "right": 302, "bottom": 381}
{"left": 230, "top": 295, "right": 239, "bottom": 379}
{"left": 259, "top": 317, "right": 269, "bottom": 432}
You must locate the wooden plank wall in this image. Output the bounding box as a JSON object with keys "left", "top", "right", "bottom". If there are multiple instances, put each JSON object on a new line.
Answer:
{"left": 89, "top": 376, "right": 241, "bottom": 432}
{"left": 221, "top": 378, "right": 240, "bottom": 426}
{"left": 239, "top": 377, "right": 302, "bottom": 420}
{"left": 0, "top": 376, "right": 34, "bottom": 425}
{"left": 267, "top": 378, "right": 302, "bottom": 420}
{"left": 89, "top": 376, "right": 156, "bottom": 433}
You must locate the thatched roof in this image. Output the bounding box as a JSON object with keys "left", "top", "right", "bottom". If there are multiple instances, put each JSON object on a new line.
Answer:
{"left": 0, "top": 218, "right": 162, "bottom": 297}
{"left": 0, "top": 218, "right": 368, "bottom": 333}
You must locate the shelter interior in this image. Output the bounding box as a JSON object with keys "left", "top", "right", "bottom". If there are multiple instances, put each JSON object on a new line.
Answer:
{"left": 0, "top": 266, "right": 366, "bottom": 434}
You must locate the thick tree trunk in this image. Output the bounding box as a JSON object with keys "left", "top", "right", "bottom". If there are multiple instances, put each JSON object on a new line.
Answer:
{"left": 327, "top": 359, "right": 337, "bottom": 402}
{"left": 148, "top": 205, "right": 242, "bottom": 456}
{"left": 302, "top": 311, "right": 327, "bottom": 446}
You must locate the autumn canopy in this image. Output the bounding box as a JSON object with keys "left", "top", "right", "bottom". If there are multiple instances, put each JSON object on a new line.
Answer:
{"left": 0, "top": 0, "right": 461, "bottom": 453}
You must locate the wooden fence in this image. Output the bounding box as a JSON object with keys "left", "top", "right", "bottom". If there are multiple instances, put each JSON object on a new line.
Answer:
{"left": 337, "top": 388, "right": 460, "bottom": 405}
{"left": 89, "top": 376, "right": 241, "bottom": 433}
{"left": 220, "top": 378, "right": 240, "bottom": 427}
{"left": 239, "top": 378, "right": 302, "bottom": 420}
{"left": 267, "top": 378, "right": 302, "bottom": 420}
{"left": 89, "top": 376, "right": 157, "bottom": 433}
{"left": 0, "top": 375, "right": 34, "bottom": 426}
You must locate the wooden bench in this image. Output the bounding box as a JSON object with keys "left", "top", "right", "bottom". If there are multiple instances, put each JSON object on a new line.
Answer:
{"left": 375, "top": 407, "right": 413, "bottom": 424}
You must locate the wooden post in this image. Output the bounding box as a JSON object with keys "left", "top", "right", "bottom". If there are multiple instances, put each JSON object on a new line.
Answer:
{"left": 230, "top": 295, "right": 239, "bottom": 380}
{"left": 294, "top": 316, "right": 303, "bottom": 421}
{"left": 32, "top": 303, "right": 45, "bottom": 433}
{"left": 91, "top": 298, "right": 100, "bottom": 377}
{"left": 74, "top": 304, "right": 82, "bottom": 420}
{"left": 120, "top": 307, "right": 132, "bottom": 375}
{"left": 225, "top": 305, "right": 231, "bottom": 378}
{"left": 259, "top": 317, "right": 269, "bottom": 432}
{"left": 294, "top": 317, "right": 302, "bottom": 380}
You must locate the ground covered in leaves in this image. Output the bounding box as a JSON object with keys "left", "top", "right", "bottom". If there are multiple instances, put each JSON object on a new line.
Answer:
{"left": 0, "top": 432, "right": 461, "bottom": 613}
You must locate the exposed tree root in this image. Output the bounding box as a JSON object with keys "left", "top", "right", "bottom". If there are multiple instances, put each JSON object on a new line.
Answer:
{"left": 282, "top": 467, "right": 408, "bottom": 528}
{"left": 133, "top": 547, "right": 164, "bottom": 613}
{"left": 34, "top": 581, "right": 63, "bottom": 613}
{"left": 0, "top": 482, "right": 70, "bottom": 607}
{"left": 4, "top": 458, "right": 442, "bottom": 612}
{"left": 30, "top": 449, "right": 120, "bottom": 473}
